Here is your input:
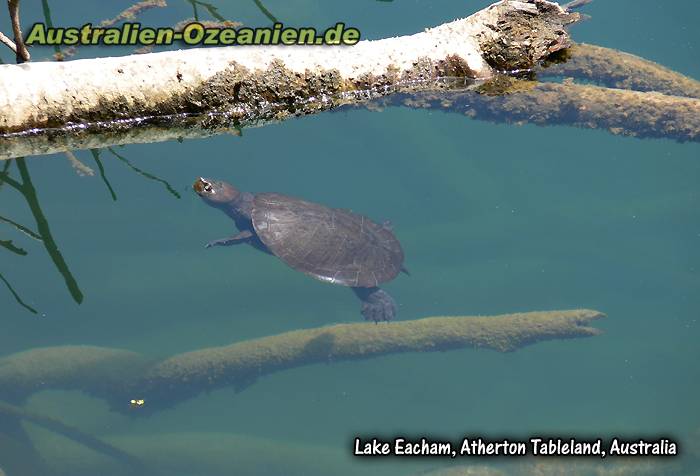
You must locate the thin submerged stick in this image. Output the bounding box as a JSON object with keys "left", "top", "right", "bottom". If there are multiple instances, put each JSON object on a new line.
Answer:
{"left": 563, "top": 0, "right": 592, "bottom": 11}
{"left": 0, "top": 400, "right": 147, "bottom": 471}
{"left": 0, "top": 411, "right": 47, "bottom": 476}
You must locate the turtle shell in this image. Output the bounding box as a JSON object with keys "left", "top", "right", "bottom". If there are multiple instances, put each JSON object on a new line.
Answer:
{"left": 251, "top": 193, "right": 404, "bottom": 287}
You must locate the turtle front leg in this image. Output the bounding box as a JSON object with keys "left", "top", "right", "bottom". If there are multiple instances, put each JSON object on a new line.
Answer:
{"left": 205, "top": 229, "right": 254, "bottom": 248}
{"left": 352, "top": 287, "right": 397, "bottom": 323}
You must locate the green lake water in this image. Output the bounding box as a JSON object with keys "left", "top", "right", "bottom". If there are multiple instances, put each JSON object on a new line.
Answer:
{"left": 1, "top": 1, "right": 699, "bottom": 475}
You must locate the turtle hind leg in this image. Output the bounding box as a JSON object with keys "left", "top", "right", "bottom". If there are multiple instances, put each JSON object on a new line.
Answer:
{"left": 352, "top": 287, "right": 397, "bottom": 323}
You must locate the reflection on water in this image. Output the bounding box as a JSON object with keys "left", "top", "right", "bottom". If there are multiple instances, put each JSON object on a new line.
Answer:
{"left": 1, "top": 150, "right": 179, "bottom": 314}
{"left": 1, "top": 158, "right": 83, "bottom": 310}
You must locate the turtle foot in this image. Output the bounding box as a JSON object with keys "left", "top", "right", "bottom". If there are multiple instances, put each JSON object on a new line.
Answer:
{"left": 205, "top": 238, "right": 231, "bottom": 248}
{"left": 355, "top": 287, "right": 396, "bottom": 323}
{"left": 205, "top": 230, "right": 254, "bottom": 248}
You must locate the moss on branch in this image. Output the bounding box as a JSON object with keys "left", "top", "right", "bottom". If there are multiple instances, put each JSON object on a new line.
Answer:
{"left": 0, "top": 310, "right": 605, "bottom": 412}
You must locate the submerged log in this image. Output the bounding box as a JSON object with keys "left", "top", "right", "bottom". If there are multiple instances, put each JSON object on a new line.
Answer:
{"left": 0, "top": 401, "right": 146, "bottom": 472}
{"left": 541, "top": 43, "right": 700, "bottom": 99}
{"left": 0, "top": 412, "right": 48, "bottom": 476}
{"left": 0, "top": 0, "right": 579, "bottom": 135}
{"left": 0, "top": 346, "right": 152, "bottom": 404}
{"left": 372, "top": 78, "right": 700, "bottom": 142}
{"left": 26, "top": 431, "right": 388, "bottom": 476}
{"left": 0, "top": 309, "right": 605, "bottom": 413}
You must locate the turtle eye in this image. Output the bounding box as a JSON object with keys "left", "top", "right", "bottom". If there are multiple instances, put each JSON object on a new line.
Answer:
{"left": 204, "top": 184, "right": 213, "bottom": 193}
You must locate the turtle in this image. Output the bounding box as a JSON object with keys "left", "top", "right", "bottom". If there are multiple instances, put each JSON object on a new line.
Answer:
{"left": 193, "top": 177, "right": 406, "bottom": 322}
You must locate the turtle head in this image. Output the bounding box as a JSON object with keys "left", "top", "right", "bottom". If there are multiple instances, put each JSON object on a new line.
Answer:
{"left": 193, "top": 177, "right": 240, "bottom": 208}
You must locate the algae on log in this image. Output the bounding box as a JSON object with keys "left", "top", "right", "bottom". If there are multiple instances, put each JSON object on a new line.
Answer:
{"left": 138, "top": 309, "right": 603, "bottom": 410}
{"left": 0, "top": 309, "right": 604, "bottom": 412}
{"left": 0, "top": 346, "right": 152, "bottom": 404}
{"left": 374, "top": 79, "right": 700, "bottom": 142}
{"left": 0, "top": 0, "right": 579, "bottom": 135}
{"left": 541, "top": 43, "right": 700, "bottom": 100}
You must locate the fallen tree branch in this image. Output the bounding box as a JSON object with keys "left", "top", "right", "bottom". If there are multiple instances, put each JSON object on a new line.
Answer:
{"left": 2, "top": 70, "right": 696, "bottom": 161}
{"left": 0, "top": 309, "right": 605, "bottom": 412}
{"left": 0, "top": 3, "right": 696, "bottom": 158}
{"left": 7, "top": 0, "right": 30, "bottom": 62}
{"left": 29, "top": 431, "right": 376, "bottom": 476}
{"left": 0, "top": 400, "right": 147, "bottom": 472}
{"left": 371, "top": 78, "right": 700, "bottom": 142}
{"left": 0, "top": 345, "right": 151, "bottom": 404}
{"left": 0, "top": 404, "right": 49, "bottom": 476}
{"left": 0, "top": 0, "right": 579, "bottom": 135}
{"left": 0, "top": 30, "right": 17, "bottom": 54}
{"left": 541, "top": 43, "right": 700, "bottom": 99}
